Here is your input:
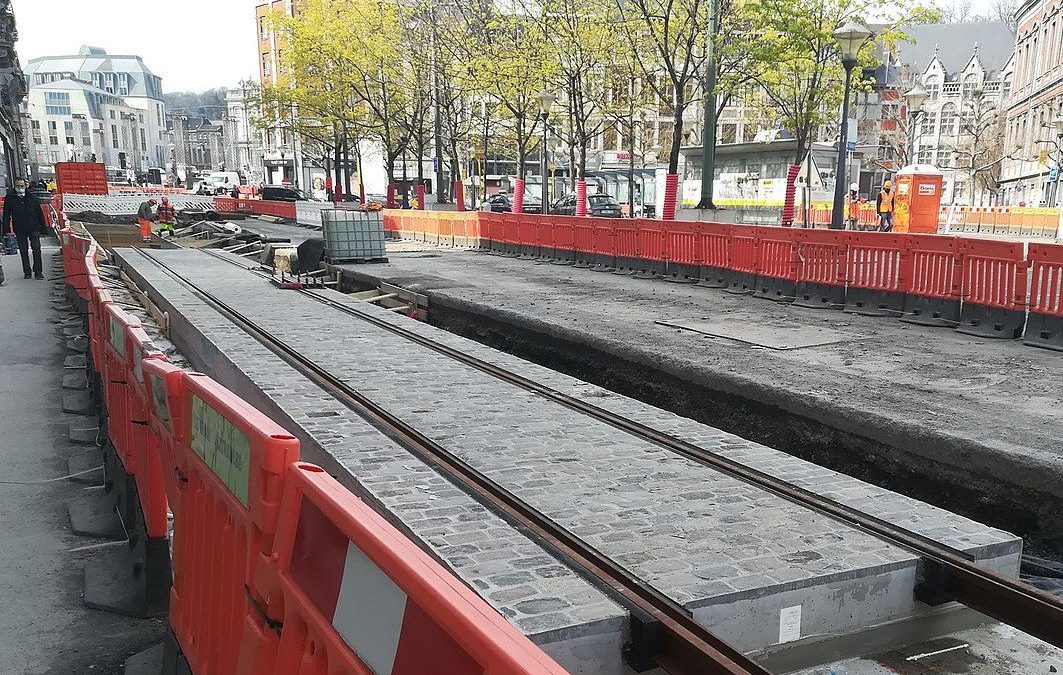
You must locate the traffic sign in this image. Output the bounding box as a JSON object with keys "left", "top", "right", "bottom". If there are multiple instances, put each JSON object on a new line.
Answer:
{"left": 846, "top": 141, "right": 856, "bottom": 152}
{"left": 1050, "top": 167, "right": 1059, "bottom": 183}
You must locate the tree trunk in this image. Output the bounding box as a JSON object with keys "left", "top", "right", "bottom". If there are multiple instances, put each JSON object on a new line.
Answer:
{"left": 668, "top": 95, "right": 685, "bottom": 175}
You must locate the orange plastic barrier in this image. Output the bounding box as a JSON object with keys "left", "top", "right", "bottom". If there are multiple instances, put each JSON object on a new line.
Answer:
{"left": 612, "top": 221, "right": 640, "bottom": 273}
{"left": 696, "top": 222, "right": 730, "bottom": 287}
{"left": 793, "top": 228, "right": 847, "bottom": 308}
{"left": 844, "top": 231, "right": 907, "bottom": 316}
{"left": 155, "top": 368, "right": 300, "bottom": 675}
{"left": 725, "top": 224, "right": 759, "bottom": 294}
{"left": 573, "top": 218, "right": 595, "bottom": 267}
{"left": 238, "top": 463, "right": 569, "bottom": 675}
{"left": 902, "top": 234, "right": 962, "bottom": 327}
{"left": 664, "top": 221, "right": 699, "bottom": 281}
{"left": 957, "top": 238, "right": 1028, "bottom": 339}
{"left": 1026, "top": 243, "right": 1063, "bottom": 350}
{"left": 753, "top": 226, "right": 798, "bottom": 301}
{"left": 634, "top": 219, "right": 666, "bottom": 278}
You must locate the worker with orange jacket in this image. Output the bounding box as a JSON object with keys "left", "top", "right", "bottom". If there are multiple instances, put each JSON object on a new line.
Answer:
{"left": 876, "top": 180, "right": 894, "bottom": 232}
{"left": 156, "top": 197, "right": 176, "bottom": 236}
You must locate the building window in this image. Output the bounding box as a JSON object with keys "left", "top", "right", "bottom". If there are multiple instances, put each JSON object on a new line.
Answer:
{"left": 260, "top": 16, "right": 268, "bottom": 40}
{"left": 44, "top": 91, "right": 71, "bottom": 116}
{"left": 925, "top": 76, "right": 940, "bottom": 101}
{"left": 48, "top": 121, "right": 59, "bottom": 145}
{"left": 31, "top": 120, "right": 41, "bottom": 144}
{"left": 962, "top": 74, "right": 979, "bottom": 99}
{"left": 111, "top": 124, "right": 119, "bottom": 148}
{"left": 109, "top": 110, "right": 115, "bottom": 120}
{"left": 917, "top": 147, "right": 934, "bottom": 164}
{"left": 939, "top": 104, "right": 958, "bottom": 136}
{"left": 141, "top": 128, "right": 147, "bottom": 151}
{"left": 64, "top": 121, "right": 75, "bottom": 145}
{"left": 920, "top": 112, "right": 936, "bottom": 136}
{"left": 262, "top": 53, "right": 272, "bottom": 78}
{"left": 80, "top": 119, "right": 91, "bottom": 146}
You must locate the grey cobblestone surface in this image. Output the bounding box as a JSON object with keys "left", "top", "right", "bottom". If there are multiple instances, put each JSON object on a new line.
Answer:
{"left": 114, "top": 248, "right": 626, "bottom": 649}
{"left": 133, "top": 250, "right": 1021, "bottom": 627}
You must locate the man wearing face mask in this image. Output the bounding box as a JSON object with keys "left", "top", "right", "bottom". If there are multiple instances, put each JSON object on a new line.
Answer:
{"left": 2, "top": 178, "right": 47, "bottom": 280}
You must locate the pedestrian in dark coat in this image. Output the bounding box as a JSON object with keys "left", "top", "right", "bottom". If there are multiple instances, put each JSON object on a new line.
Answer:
{"left": 2, "top": 178, "right": 47, "bottom": 279}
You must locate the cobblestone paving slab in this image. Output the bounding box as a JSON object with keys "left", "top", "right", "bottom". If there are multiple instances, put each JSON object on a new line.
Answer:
{"left": 115, "top": 249, "right": 627, "bottom": 656}
{"left": 139, "top": 252, "right": 1025, "bottom": 615}
{"left": 306, "top": 287, "right": 1020, "bottom": 565}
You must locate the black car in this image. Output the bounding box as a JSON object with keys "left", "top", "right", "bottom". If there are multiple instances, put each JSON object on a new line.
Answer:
{"left": 551, "top": 193, "right": 624, "bottom": 218}
{"left": 260, "top": 185, "right": 312, "bottom": 202}
{"left": 481, "top": 193, "right": 544, "bottom": 213}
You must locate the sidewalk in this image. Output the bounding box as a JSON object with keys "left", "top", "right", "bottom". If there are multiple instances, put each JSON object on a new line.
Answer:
{"left": 0, "top": 246, "right": 161, "bottom": 674}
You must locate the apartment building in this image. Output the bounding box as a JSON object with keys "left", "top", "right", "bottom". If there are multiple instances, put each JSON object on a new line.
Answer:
{"left": 998, "top": 0, "right": 1063, "bottom": 205}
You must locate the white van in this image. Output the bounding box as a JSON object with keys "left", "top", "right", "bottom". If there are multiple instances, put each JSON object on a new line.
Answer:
{"left": 206, "top": 171, "right": 241, "bottom": 194}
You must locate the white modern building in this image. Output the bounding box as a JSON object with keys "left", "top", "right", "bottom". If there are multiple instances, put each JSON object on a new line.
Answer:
{"left": 23, "top": 46, "right": 167, "bottom": 178}
{"left": 225, "top": 87, "right": 263, "bottom": 182}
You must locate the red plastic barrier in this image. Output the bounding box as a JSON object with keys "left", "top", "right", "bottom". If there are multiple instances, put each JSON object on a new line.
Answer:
{"left": 793, "top": 228, "right": 847, "bottom": 308}
{"left": 479, "top": 212, "right": 502, "bottom": 251}
{"left": 662, "top": 173, "right": 679, "bottom": 220}
{"left": 251, "top": 200, "right": 298, "bottom": 220}
{"left": 500, "top": 213, "right": 520, "bottom": 255}
{"left": 844, "top": 232, "right": 908, "bottom": 316}
{"left": 906, "top": 234, "right": 961, "bottom": 304}
{"left": 1026, "top": 243, "right": 1063, "bottom": 350}
{"left": 754, "top": 226, "right": 799, "bottom": 300}
{"left": 87, "top": 275, "right": 110, "bottom": 371}
{"left": 592, "top": 220, "right": 616, "bottom": 268}
{"left": 103, "top": 303, "right": 141, "bottom": 474}
{"left": 959, "top": 238, "right": 1027, "bottom": 312}
{"left": 124, "top": 324, "right": 169, "bottom": 538}
{"left": 56, "top": 161, "right": 108, "bottom": 195}
{"left": 956, "top": 238, "right": 1028, "bottom": 338}
{"left": 724, "top": 224, "right": 760, "bottom": 293}
{"left": 141, "top": 359, "right": 188, "bottom": 519}
{"left": 215, "top": 197, "right": 237, "bottom": 211}
{"left": 518, "top": 214, "right": 538, "bottom": 255}
{"left": 166, "top": 370, "right": 300, "bottom": 675}
{"left": 536, "top": 215, "right": 556, "bottom": 257}
{"left": 573, "top": 219, "right": 595, "bottom": 266}
{"left": 613, "top": 221, "right": 640, "bottom": 273}
{"left": 238, "top": 463, "right": 568, "bottom": 675}
{"left": 552, "top": 216, "right": 575, "bottom": 261}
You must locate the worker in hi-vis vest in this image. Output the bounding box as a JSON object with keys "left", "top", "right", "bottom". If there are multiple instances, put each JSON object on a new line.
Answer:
{"left": 876, "top": 180, "right": 894, "bottom": 232}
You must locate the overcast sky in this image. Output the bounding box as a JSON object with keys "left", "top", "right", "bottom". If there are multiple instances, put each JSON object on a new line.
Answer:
{"left": 12, "top": 0, "right": 1005, "bottom": 96}
{"left": 11, "top": 0, "right": 262, "bottom": 92}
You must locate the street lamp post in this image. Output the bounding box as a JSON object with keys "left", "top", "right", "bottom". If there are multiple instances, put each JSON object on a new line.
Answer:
{"left": 538, "top": 90, "right": 556, "bottom": 215}
{"left": 830, "top": 22, "right": 874, "bottom": 230}
{"left": 903, "top": 83, "right": 928, "bottom": 167}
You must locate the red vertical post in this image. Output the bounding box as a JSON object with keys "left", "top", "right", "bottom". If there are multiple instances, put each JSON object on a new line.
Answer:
{"left": 512, "top": 178, "right": 526, "bottom": 214}
{"left": 416, "top": 184, "right": 426, "bottom": 210}
{"left": 575, "top": 180, "right": 588, "bottom": 216}
{"left": 662, "top": 173, "right": 679, "bottom": 220}
{"left": 454, "top": 181, "right": 466, "bottom": 212}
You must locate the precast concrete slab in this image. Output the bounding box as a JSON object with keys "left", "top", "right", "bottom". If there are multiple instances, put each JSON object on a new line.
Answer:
{"left": 117, "top": 248, "right": 1022, "bottom": 660}
{"left": 114, "top": 249, "right": 628, "bottom": 675}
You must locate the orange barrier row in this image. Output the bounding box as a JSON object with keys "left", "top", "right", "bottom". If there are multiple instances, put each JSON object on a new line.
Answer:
{"left": 59, "top": 227, "right": 571, "bottom": 674}
{"left": 939, "top": 205, "right": 1059, "bottom": 238}
{"left": 381, "top": 211, "right": 1062, "bottom": 349}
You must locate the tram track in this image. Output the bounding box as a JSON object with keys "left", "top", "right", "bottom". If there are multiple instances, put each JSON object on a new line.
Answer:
{"left": 137, "top": 246, "right": 1063, "bottom": 669}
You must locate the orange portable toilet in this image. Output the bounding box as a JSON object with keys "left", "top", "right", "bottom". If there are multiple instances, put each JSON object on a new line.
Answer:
{"left": 892, "top": 164, "right": 943, "bottom": 234}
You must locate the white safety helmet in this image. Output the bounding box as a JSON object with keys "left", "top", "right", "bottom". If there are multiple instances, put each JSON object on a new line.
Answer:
{"left": 849, "top": 183, "right": 859, "bottom": 191}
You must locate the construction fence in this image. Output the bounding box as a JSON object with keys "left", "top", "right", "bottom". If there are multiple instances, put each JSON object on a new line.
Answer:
{"left": 59, "top": 227, "right": 568, "bottom": 675}
{"left": 382, "top": 210, "right": 1063, "bottom": 351}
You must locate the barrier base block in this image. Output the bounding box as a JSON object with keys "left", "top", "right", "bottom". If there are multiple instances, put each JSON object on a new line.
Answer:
{"left": 68, "top": 423, "right": 99, "bottom": 445}
{"left": 64, "top": 354, "right": 87, "bottom": 369}
{"left": 613, "top": 256, "right": 641, "bottom": 275}
{"left": 592, "top": 255, "right": 617, "bottom": 272}
{"left": 68, "top": 450, "right": 104, "bottom": 485}
{"left": 124, "top": 643, "right": 165, "bottom": 675}
{"left": 695, "top": 265, "right": 729, "bottom": 288}
{"left": 67, "top": 492, "right": 125, "bottom": 540}
{"left": 83, "top": 537, "right": 172, "bottom": 618}
{"left": 721, "top": 270, "right": 757, "bottom": 295}
{"left": 62, "top": 371, "right": 88, "bottom": 390}
{"left": 62, "top": 390, "right": 95, "bottom": 415}
{"left": 844, "top": 289, "right": 905, "bottom": 317}
{"left": 1023, "top": 313, "right": 1063, "bottom": 351}
{"left": 955, "top": 305, "right": 1025, "bottom": 339}
{"left": 793, "top": 281, "right": 845, "bottom": 309}
{"left": 662, "top": 263, "right": 698, "bottom": 283}
{"left": 753, "top": 276, "right": 797, "bottom": 303}
{"left": 900, "top": 296, "right": 961, "bottom": 327}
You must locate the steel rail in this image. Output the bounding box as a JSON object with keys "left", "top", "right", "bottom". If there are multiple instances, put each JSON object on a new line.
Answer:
{"left": 201, "top": 250, "right": 1063, "bottom": 651}
{"left": 137, "top": 248, "right": 768, "bottom": 675}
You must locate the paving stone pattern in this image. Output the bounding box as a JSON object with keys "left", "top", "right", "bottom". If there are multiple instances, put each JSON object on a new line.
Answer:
{"left": 116, "top": 249, "right": 626, "bottom": 645}
{"left": 142, "top": 251, "right": 1020, "bottom": 616}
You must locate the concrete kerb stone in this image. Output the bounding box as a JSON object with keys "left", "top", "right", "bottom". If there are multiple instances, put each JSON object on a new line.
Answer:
{"left": 127, "top": 249, "right": 1023, "bottom": 656}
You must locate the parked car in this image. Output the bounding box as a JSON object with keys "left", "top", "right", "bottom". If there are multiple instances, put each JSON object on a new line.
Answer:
{"left": 481, "top": 193, "right": 544, "bottom": 213}
{"left": 260, "top": 185, "right": 312, "bottom": 202}
{"left": 551, "top": 193, "right": 624, "bottom": 217}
